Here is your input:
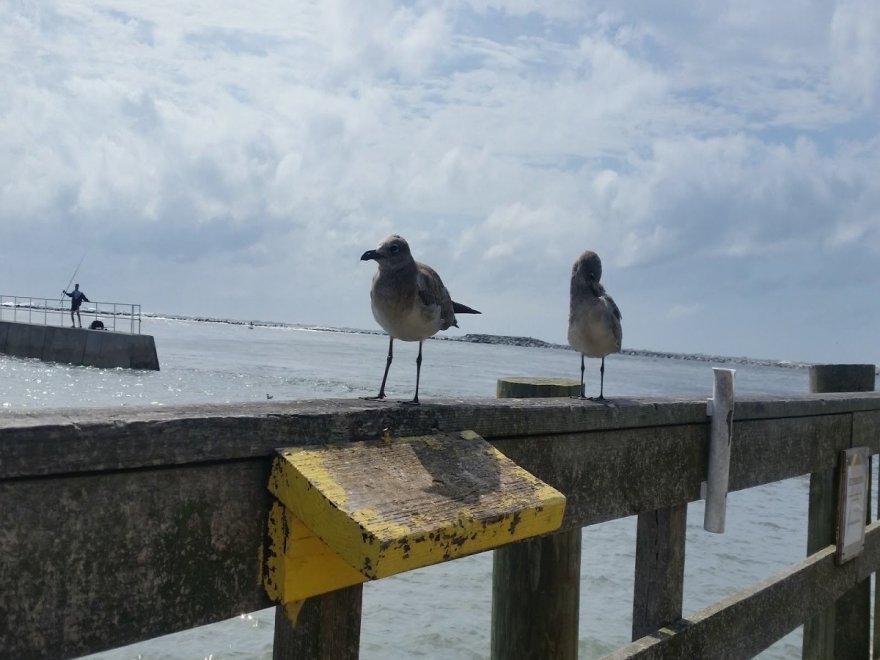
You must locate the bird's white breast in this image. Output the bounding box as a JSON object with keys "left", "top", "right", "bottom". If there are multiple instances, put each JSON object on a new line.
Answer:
{"left": 371, "top": 294, "right": 442, "bottom": 342}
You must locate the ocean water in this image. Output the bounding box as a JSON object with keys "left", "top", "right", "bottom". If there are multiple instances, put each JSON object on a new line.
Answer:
{"left": 0, "top": 317, "right": 847, "bottom": 659}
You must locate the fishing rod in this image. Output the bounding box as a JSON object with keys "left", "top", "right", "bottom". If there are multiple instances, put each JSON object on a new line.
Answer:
{"left": 63, "top": 252, "right": 87, "bottom": 296}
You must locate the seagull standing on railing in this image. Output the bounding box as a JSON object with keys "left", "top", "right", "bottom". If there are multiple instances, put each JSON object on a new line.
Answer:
{"left": 361, "top": 235, "right": 480, "bottom": 404}
{"left": 568, "top": 250, "right": 622, "bottom": 400}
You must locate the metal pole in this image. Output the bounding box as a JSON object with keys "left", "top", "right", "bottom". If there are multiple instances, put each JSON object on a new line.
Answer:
{"left": 704, "top": 368, "right": 736, "bottom": 533}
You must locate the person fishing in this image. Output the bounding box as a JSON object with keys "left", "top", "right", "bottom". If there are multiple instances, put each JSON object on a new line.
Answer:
{"left": 63, "top": 283, "right": 90, "bottom": 328}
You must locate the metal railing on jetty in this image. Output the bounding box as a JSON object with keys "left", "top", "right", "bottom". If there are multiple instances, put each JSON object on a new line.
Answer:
{"left": 0, "top": 294, "right": 142, "bottom": 334}
{"left": 0, "top": 365, "right": 878, "bottom": 660}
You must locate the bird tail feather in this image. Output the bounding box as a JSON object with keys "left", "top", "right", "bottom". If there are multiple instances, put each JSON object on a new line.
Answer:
{"left": 453, "top": 301, "right": 481, "bottom": 315}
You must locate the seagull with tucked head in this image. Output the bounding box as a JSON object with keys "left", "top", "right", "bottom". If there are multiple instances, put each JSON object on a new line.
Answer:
{"left": 361, "top": 235, "right": 480, "bottom": 404}
{"left": 568, "top": 250, "right": 622, "bottom": 400}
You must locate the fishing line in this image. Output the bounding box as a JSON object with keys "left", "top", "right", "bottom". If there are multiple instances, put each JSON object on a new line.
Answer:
{"left": 63, "top": 252, "right": 87, "bottom": 295}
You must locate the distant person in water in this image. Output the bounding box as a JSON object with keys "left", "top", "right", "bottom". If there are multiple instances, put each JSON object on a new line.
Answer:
{"left": 63, "top": 283, "right": 90, "bottom": 328}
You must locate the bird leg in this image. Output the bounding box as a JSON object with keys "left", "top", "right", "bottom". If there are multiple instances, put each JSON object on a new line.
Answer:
{"left": 590, "top": 356, "right": 607, "bottom": 402}
{"left": 363, "top": 336, "right": 393, "bottom": 400}
{"left": 572, "top": 353, "right": 588, "bottom": 400}
{"left": 403, "top": 341, "right": 423, "bottom": 405}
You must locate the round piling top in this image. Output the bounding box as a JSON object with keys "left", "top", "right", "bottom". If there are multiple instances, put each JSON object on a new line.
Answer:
{"left": 808, "top": 364, "right": 876, "bottom": 393}
{"left": 497, "top": 377, "right": 581, "bottom": 399}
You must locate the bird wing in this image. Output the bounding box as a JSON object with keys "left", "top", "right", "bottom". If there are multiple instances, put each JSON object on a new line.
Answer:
{"left": 416, "top": 263, "right": 457, "bottom": 329}
{"left": 605, "top": 293, "right": 623, "bottom": 349}
{"left": 415, "top": 264, "right": 447, "bottom": 306}
{"left": 605, "top": 293, "right": 622, "bottom": 321}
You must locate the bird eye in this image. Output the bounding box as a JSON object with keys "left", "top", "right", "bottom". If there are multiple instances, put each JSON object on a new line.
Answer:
{"left": 390, "top": 244, "right": 400, "bottom": 254}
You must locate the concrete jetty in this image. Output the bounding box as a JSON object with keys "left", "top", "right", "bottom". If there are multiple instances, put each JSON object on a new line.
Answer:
{"left": 0, "top": 320, "right": 159, "bottom": 370}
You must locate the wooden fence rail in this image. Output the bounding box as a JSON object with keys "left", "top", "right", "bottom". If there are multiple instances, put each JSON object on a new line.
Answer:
{"left": 2, "top": 391, "right": 880, "bottom": 659}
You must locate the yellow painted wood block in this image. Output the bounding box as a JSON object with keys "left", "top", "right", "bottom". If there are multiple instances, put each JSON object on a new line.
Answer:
{"left": 267, "top": 430, "right": 566, "bottom": 581}
{"left": 263, "top": 499, "right": 367, "bottom": 603}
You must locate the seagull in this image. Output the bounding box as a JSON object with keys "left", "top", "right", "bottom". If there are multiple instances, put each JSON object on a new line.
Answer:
{"left": 361, "top": 234, "right": 480, "bottom": 404}
{"left": 568, "top": 250, "right": 622, "bottom": 400}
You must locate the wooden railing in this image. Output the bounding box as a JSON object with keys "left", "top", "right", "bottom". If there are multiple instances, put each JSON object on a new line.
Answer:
{"left": 2, "top": 388, "right": 880, "bottom": 659}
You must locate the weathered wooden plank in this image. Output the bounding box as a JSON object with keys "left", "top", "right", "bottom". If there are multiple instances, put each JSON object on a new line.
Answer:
{"left": 490, "top": 377, "right": 581, "bottom": 660}
{"left": 491, "top": 530, "right": 582, "bottom": 660}
{"left": 0, "top": 398, "right": 707, "bottom": 479}
{"left": 272, "top": 588, "right": 362, "bottom": 660}
{"left": 804, "top": 363, "right": 873, "bottom": 660}
{"left": 5, "top": 393, "right": 880, "bottom": 479}
{"left": 0, "top": 461, "right": 273, "bottom": 660}
{"left": 733, "top": 392, "right": 880, "bottom": 419}
{"left": 632, "top": 505, "right": 687, "bottom": 640}
{"left": 604, "top": 521, "right": 880, "bottom": 660}
{"left": 493, "top": 415, "right": 853, "bottom": 528}
{"left": 728, "top": 415, "right": 852, "bottom": 489}
{"left": 268, "top": 431, "right": 565, "bottom": 581}
{"left": 802, "top": 468, "right": 838, "bottom": 658}
{"left": 853, "top": 409, "right": 880, "bottom": 452}
{"left": 2, "top": 413, "right": 859, "bottom": 529}
{"left": 492, "top": 425, "right": 707, "bottom": 527}
{"left": 2, "top": 396, "right": 880, "bottom": 659}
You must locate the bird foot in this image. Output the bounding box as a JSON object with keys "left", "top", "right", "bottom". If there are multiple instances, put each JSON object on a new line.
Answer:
{"left": 361, "top": 394, "right": 388, "bottom": 402}
{"left": 399, "top": 399, "right": 420, "bottom": 406}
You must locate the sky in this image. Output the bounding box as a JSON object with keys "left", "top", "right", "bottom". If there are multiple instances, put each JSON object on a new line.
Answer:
{"left": 2, "top": 1, "right": 880, "bottom": 365}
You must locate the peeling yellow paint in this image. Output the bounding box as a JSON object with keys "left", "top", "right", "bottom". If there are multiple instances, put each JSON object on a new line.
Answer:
{"left": 263, "top": 500, "right": 367, "bottom": 603}
{"left": 265, "top": 430, "right": 566, "bottom": 590}
{"left": 283, "top": 600, "right": 304, "bottom": 625}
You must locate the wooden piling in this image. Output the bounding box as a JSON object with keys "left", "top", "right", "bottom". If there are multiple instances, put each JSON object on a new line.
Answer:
{"left": 804, "top": 364, "right": 875, "bottom": 659}
{"left": 809, "top": 364, "right": 875, "bottom": 394}
{"left": 272, "top": 587, "right": 363, "bottom": 660}
{"left": 632, "top": 504, "right": 687, "bottom": 640}
{"left": 497, "top": 376, "right": 582, "bottom": 399}
{"left": 491, "top": 377, "right": 582, "bottom": 660}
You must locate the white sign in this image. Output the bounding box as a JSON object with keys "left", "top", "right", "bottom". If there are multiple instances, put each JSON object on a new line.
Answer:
{"left": 837, "top": 447, "right": 869, "bottom": 564}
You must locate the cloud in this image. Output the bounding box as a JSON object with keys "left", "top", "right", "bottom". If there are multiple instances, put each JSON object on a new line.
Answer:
{"left": 830, "top": 0, "right": 880, "bottom": 109}
{"left": 1, "top": 1, "right": 879, "bottom": 364}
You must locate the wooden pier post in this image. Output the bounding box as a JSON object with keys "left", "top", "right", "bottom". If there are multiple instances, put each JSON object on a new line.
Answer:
{"left": 273, "top": 586, "right": 363, "bottom": 660}
{"left": 632, "top": 504, "right": 687, "bottom": 640}
{"left": 804, "top": 364, "right": 875, "bottom": 660}
{"left": 491, "top": 377, "right": 581, "bottom": 660}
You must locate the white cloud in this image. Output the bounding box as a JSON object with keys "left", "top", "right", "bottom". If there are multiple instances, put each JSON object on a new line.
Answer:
{"left": 831, "top": 0, "right": 880, "bottom": 109}
{"left": 1, "top": 1, "right": 879, "bottom": 364}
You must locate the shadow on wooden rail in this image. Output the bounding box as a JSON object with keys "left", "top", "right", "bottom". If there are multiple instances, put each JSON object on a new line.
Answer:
{"left": 2, "top": 386, "right": 880, "bottom": 659}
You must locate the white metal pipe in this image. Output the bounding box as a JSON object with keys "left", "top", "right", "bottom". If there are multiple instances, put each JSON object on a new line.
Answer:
{"left": 704, "top": 368, "right": 736, "bottom": 533}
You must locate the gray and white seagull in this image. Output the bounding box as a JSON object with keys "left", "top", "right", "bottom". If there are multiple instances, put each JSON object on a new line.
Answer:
{"left": 568, "top": 250, "right": 622, "bottom": 400}
{"left": 361, "top": 234, "right": 480, "bottom": 404}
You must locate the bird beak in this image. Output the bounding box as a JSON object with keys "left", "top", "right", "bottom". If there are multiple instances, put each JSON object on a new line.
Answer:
{"left": 361, "top": 249, "right": 381, "bottom": 261}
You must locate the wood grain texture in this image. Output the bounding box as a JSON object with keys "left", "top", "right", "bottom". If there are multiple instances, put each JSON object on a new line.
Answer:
{"left": 632, "top": 504, "right": 687, "bottom": 640}
{"left": 607, "top": 522, "right": 880, "bottom": 660}
{"left": 272, "top": 587, "right": 362, "bottom": 660}
{"left": 0, "top": 460, "right": 273, "bottom": 660}
{"left": 4, "top": 393, "right": 880, "bottom": 479}
{"left": 804, "top": 363, "right": 873, "bottom": 660}
{"left": 491, "top": 530, "right": 582, "bottom": 660}
{"left": 3, "top": 393, "right": 880, "bottom": 658}
{"left": 268, "top": 431, "right": 565, "bottom": 580}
